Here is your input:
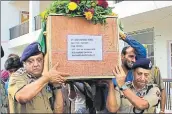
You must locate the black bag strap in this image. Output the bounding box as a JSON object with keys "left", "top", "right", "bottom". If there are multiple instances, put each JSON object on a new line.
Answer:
{"left": 48, "top": 83, "right": 55, "bottom": 111}
{"left": 146, "top": 85, "right": 153, "bottom": 94}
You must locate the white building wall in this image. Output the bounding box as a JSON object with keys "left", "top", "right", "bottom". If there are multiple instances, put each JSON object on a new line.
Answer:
{"left": 1, "top": 1, "right": 20, "bottom": 69}
{"left": 29, "top": 1, "right": 40, "bottom": 33}
{"left": 8, "top": 1, "right": 29, "bottom": 11}
{"left": 154, "top": 18, "right": 172, "bottom": 78}
{"left": 121, "top": 14, "right": 172, "bottom": 78}
{"left": 40, "top": 1, "right": 52, "bottom": 12}
{"left": 114, "top": 1, "right": 172, "bottom": 18}
{"left": 1, "top": 1, "right": 42, "bottom": 70}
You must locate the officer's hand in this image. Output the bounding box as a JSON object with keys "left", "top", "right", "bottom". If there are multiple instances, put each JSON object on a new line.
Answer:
{"left": 113, "top": 65, "right": 126, "bottom": 87}
{"left": 119, "top": 31, "right": 126, "bottom": 40}
{"left": 45, "top": 62, "right": 69, "bottom": 84}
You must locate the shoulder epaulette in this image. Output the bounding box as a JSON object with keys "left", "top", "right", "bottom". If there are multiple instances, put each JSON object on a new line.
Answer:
{"left": 13, "top": 68, "right": 26, "bottom": 76}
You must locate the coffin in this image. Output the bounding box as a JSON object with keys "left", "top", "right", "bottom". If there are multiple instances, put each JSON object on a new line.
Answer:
{"left": 46, "top": 14, "right": 119, "bottom": 80}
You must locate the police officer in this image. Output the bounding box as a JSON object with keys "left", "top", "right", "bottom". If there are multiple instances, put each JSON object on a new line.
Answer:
{"left": 118, "top": 32, "right": 166, "bottom": 113}
{"left": 106, "top": 58, "right": 161, "bottom": 113}
{"left": 8, "top": 42, "right": 69, "bottom": 113}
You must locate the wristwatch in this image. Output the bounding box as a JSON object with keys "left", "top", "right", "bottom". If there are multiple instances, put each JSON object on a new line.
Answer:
{"left": 119, "top": 84, "right": 128, "bottom": 91}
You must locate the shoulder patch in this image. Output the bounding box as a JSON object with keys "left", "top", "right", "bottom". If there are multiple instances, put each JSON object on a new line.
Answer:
{"left": 14, "top": 68, "right": 26, "bottom": 76}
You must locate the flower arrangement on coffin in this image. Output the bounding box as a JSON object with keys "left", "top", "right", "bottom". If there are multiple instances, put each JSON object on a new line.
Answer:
{"left": 40, "top": 0, "right": 118, "bottom": 24}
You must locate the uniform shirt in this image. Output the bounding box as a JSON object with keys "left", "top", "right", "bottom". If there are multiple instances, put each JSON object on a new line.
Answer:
{"left": 149, "top": 66, "right": 164, "bottom": 90}
{"left": 115, "top": 82, "right": 161, "bottom": 113}
{"left": 8, "top": 68, "right": 53, "bottom": 113}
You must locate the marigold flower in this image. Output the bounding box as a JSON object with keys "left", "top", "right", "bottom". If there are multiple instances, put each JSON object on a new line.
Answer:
{"left": 40, "top": 10, "right": 48, "bottom": 19}
{"left": 111, "top": 12, "right": 118, "bottom": 16}
{"left": 84, "top": 11, "right": 93, "bottom": 20}
{"left": 68, "top": 2, "right": 78, "bottom": 11}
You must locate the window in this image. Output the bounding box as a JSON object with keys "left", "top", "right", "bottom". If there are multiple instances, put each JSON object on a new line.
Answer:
{"left": 171, "top": 43, "right": 172, "bottom": 78}
{"left": 168, "top": 41, "right": 172, "bottom": 78}
{"left": 20, "top": 11, "right": 29, "bottom": 23}
{"left": 126, "top": 28, "right": 154, "bottom": 64}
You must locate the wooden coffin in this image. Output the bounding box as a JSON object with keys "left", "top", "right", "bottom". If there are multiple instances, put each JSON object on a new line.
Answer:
{"left": 46, "top": 14, "right": 119, "bottom": 80}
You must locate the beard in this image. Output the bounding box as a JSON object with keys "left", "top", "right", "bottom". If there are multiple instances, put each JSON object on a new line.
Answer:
{"left": 124, "top": 60, "right": 134, "bottom": 70}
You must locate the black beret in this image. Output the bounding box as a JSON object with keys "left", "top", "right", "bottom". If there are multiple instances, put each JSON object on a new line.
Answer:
{"left": 20, "top": 42, "right": 42, "bottom": 62}
{"left": 132, "top": 58, "right": 152, "bottom": 70}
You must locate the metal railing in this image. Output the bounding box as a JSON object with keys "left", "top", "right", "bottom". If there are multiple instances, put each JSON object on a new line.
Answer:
{"left": 9, "top": 15, "right": 42, "bottom": 40}
{"left": 163, "top": 79, "right": 172, "bottom": 110}
{"left": 34, "top": 15, "right": 42, "bottom": 30}
{"left": 9, "top": 21, "right": 29, "bottom": 40}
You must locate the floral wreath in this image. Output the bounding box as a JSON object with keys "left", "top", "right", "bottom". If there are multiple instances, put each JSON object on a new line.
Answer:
{"left": 40, "top": 0, "right": 118, "bottom": 24}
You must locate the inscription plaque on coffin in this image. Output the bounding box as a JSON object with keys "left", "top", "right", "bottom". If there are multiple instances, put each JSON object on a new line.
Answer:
{"left": 47, "top": 15, "right": 119, "bottom": 79}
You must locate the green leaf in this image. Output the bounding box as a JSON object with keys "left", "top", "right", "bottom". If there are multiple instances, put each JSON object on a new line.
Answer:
{"left": 77, "top": 11, "right": 81, "bottom": 15}
{"left": 65, "top": 7, "right": 69, "bottom": 13}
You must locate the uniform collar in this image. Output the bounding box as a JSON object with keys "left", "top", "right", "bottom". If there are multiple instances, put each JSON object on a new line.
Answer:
{"left": 18, "top": 68, "right": 39, "bottom": 79}
{"left": 130, "top": 82, "right": 148, "bottom": 91}
{"left": 27, "top": 73, "right": 40, "bottom": 79}
{"left": 15, "top": 67, "right": 26, "bottom": 75}
{"left": 13, "top": 68, "right": 39, "bottom": 80}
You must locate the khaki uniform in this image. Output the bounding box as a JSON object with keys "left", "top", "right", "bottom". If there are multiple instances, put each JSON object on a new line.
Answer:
{"left": 115, "top": 82, "right": 161, "bottom": 113}
{"left": 8, "top": 68, "right": 53, "bottom": 113}
{"left": 149, "top": 66, "right": 164, "bottom": 90}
